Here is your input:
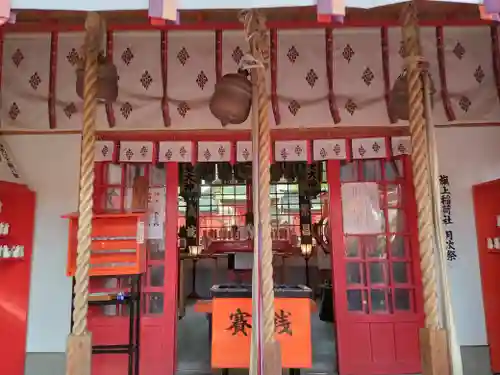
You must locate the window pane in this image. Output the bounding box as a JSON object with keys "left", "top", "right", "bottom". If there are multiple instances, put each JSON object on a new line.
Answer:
{"left": 105, "top": 188, "right": 122, "bottom": 210}
{"left": 392, "top": 262, "right": 409, "bottom": 284}
{"left": 394, "top": 289, "right": 411, "bottom": 311}
{"left": 340, "top": 161, "right": 358, "bottom": 182}
{"left": 370, "top": 289, "right": 388, "bottom": 312}
{"left": 345, "top": 236, "right": 360, "bottom": 257}
{"left": 385, "top": 160, "right": 402, "bottom": 181}
{"left": 149, "top": 265, "right": 165, "bottom": 287}
{"left": 388, "top": 209, "right": 405, "bottom": 232}
{"left": 346, "top": 262, "right": 362, "bottom": 284}
{"left": 126, "top": 164, "right": 146, "bottom": 186}
{"left": 390, "top": 236, "right": 406, "bottom": 258}
{"left": 362, "top": 160, "right": 382, "bottom": 181}
{"left": 148, "top": 239, "right": 165, "bottom": 260}
{"left": 347, "top": 289, "right": 366, "bottom": 311}
{"left": 386, "top": 184, "right": 402, "bottom": 207}
{"left": 150, "top": 165, "right": 167, "bottom": 186}
{"left": 369, "top": 262, "right": 386, "bottom": 284}
{"left": 147, "top": 293, "right": 164, "bottom": 314}
{"left": 107, "top": 164, "right": 122, "bottom": 184}
{"left": 364, "top": 236, "right": 386, "bottom": 258}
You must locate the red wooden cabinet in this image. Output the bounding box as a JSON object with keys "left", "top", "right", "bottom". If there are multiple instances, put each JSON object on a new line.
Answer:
{"left": 63, "top": 212, "right": 147, "bottom": 277}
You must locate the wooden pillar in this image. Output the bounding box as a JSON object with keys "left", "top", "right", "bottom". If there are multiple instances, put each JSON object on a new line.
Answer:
{"left": 401, "top": 3, "right": 451, "bottom": 375}
{"left": 65, "top": 12, "right": 101, "bottom": 375}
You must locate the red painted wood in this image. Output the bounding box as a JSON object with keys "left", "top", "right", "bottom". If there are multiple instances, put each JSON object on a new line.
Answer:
{"left": 163, "top": 162, "right": 179, "bottom": 374}
{"left": 270, "top": 28, "right": 281, "bottom": 126}
{"left": 48, "top": 31, "right": 57, "bottom": 129}
{"left": 160, "top": 30, "right": 171, "bottom": 127}
{"left": 436, "top": 26, "right": 456, "bottom": 122}
{"left": 380, "top": 27, "right": 397, "bottom": 124}
{"left": 3, "top": 19, "right": 492, "bottom": 34}
{"left": 473, "top": 178, "right": 500, "bottom": 373}
{"left": 328, "top": 157, "right": 424, "bottom": 375}
{"left": 105, "top": 31, "right": 117, "bottom": 128}
{"left": 0, "top": 182, "right": 36, "bottom": 375}
{"left": 324, "top": 28, "right": 341, "bottom": 124}
{"left": 489, "top": 25, "right": 500, "bottom": 105}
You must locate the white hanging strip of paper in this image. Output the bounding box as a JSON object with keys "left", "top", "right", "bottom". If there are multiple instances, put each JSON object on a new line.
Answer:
{"left": 351, "top": 137, "right": 387, "bottom": 159}
{"left": 119, "top": 141, "right": 155, "bottom": 163}
{"left": 313, "top": 139, "right": 347, "bottom": 161}
{"left": 236, "top": 141, "right": 253, "bottom": 162}
{"left": 95, "top": 141, "right": 115, "bottom": 162}
{"left": 197, "top": 141, "right": 231, "bottom": 162}
{"left": 158, "top": 141, "right": 193, "bottom": 162}
{"left": 274, "top": 140, "right": 308, "bottom": 162}
{"left": 391, "top": 136, "right": 412, "bottom": 156}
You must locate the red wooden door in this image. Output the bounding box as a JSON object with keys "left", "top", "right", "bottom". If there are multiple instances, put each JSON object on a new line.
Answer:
{"left": 473, "top": 179, "right": 500, "bottom": 373}
{"left": 328, "top": 158, "right": 424, "bottom": 375}
{"left": 90, "top": 163, "right": 178, "bottom": 375}
{"left": 0, "top": 182, "right": 35, "bottom": 375}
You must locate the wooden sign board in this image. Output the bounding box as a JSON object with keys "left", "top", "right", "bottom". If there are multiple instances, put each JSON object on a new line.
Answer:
{"left": 211, "top": 297, "right": 312, "bottom": 369}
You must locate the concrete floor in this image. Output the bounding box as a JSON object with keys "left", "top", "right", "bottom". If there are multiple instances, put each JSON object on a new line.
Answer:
{"left": 176, "top": 301, "right": 337, "bottom": 375}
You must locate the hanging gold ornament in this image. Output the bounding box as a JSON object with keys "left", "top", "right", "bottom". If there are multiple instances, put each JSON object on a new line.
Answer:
{"left": 209, "top": 69, "right": 253, "bottom": 126}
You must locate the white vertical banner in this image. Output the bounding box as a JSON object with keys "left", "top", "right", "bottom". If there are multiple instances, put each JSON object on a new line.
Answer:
{"left": 341, "top": 182, "right": 382, "bottom": 234}
{"left": 148, "top": 187, "right": 166, "bottom": 239}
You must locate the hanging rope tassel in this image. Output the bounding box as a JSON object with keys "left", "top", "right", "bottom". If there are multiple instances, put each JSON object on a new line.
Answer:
{"left": 66, "top": 11, "right": 101, "bottom": 375}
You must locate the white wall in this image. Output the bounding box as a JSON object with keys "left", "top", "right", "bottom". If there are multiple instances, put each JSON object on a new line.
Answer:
{"left": 436, "top": 126, "right": 500, "bottom": 346}
{"left": 3, "top": 134, "right": 80, "bottom": 353}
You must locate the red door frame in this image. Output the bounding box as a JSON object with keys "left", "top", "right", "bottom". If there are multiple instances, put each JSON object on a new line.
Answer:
{"left": 473, "top": 179, "right": 500, "bottom": 373}
{"left": 327, "top": 157, "right": 424, "bottom": 375}
{"left": 164, "top": 162, "right": 179, "bottom": 375}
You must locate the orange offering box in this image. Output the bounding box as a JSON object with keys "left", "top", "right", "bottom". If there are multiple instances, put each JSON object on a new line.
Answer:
{"left": 63, "top": 212, "right": 147, "bottom": 277}
{"left": 209, "top": 284, "right": 313, "bottom": 369}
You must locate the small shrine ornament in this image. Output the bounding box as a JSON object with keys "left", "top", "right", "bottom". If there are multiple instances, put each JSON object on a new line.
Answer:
{"left": 209, "top": 69, "right": 253, "bottom": 126}
{"left": 76, "top": 53, "right": 118, "bottom": 103}
{"left": 388, "top": 68, "right": 435, "bottom": 121}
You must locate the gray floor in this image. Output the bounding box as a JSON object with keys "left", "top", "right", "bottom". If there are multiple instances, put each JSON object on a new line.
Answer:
{"left": 177, "top": 301, "right": 337, "bottom": 375}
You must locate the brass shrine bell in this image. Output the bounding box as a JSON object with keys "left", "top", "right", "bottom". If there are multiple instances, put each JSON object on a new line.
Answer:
{"left": 209, "top": 69, "right": 253, "bottom": 126}
{"left": 76, "top": 54, "right": 118, "bottom": 103}
{"left": 388, "top": 70, "right": 435, "bottom": 121}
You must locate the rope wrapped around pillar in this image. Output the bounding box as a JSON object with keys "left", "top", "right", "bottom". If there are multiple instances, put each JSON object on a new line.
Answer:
{"left": 240, "top": 9, "right": 281, "bottom": 375}
{"left": 66, "top": 12, "right": 101, "bottom": 375}
{"left": 401, "top": 3, "right": 450, "bottom": 374}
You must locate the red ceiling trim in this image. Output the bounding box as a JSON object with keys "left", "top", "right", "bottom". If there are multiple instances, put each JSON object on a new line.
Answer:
{"left": 160, "top": 30, "right": 171, "bottom": 126}
{"left": 105, "top": 30, "right": 116, "bottom": 128}
{"left": 380, "top": 27, "right": 397, "bottom": 124}
{"left": 436, "top": 26, "right": 456, "bottom": 121}
{"left": 270, "top": 28, "right": 281, "bottom": 126}
{"left": 490, "top": 25, "right": 500, "bottom": 105}
{"left": 48, "top": 31, "right": 57, "bottom": 129}
{"left": 325, "top": 28, "right": 340, "bottom": 124}
{"left": 215, "top": 29, "right": 222, "bottom": 83}
{"left": 3, "top": 19, "right": 491, "bottom": 33}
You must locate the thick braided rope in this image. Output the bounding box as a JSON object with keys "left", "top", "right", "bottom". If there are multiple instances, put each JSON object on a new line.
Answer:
{"left": 71, "top": 12, "right": 100, "bottom": 336}
{"left": 242, "top": 9, "right": 279, "bottom": 374}
{"left": 256, "top": 48, "right": 276, "bottom": 361}
{"left": 401, "top": 3, "right": 439, "bottom": 329}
